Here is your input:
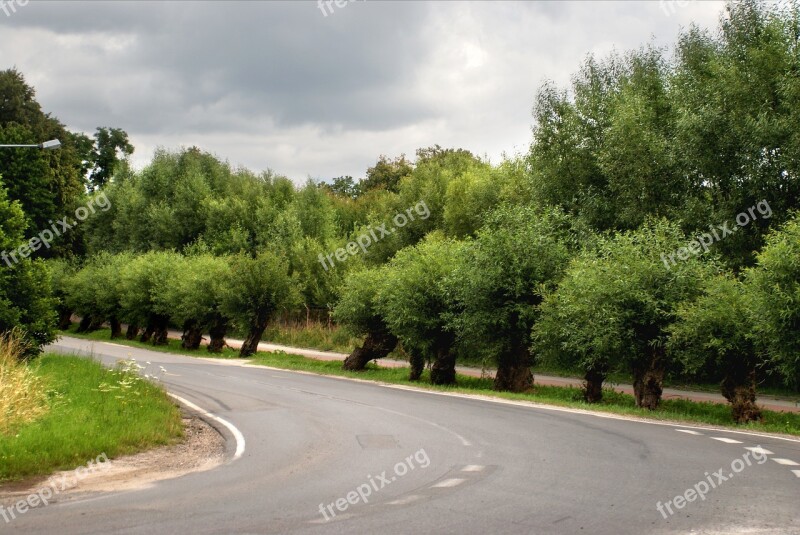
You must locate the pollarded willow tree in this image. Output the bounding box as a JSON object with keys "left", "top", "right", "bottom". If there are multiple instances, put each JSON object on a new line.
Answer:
{"left": 747, "top": 212, "right": 800, "bottom": 389}
{"left": 333, "top": 266, "right": 398, "bottom": 372}
{"left": 163, "top": 254, "right": 233, "bottom": 351}
{"left": 451, "top": 205, "right": 580, "bottom": 392}
{"left": 667, "top": 274, "right": 763, "bottom": 422}
{"left": 533, "top": 219, "right": 717, "bottom": 409}
{"left": 221, "top": 252, "right": 301, "bottom": 357}
{"left": 376, "top": 233, "right": 464, "bottom": 385}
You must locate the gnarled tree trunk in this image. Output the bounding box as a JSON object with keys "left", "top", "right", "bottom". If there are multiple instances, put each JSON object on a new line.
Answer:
{"left": 208, "top": 317, "right": 228, "bottom": 353}
{"left": 722, "top": 367, "right": 761, "bottom": 423}
{"left": 76, "top": 316, "right": 92, "bottom": 333}
{"left": 408, "top": 347, "right": 425, "bottom": 381}
{"left": 240, "top": 318, "right": 268, "bottom": 357}
{"left": 181, "top": 320, "right": 203, "bottom": 350}
{"left": 494, "top": 341, "right": 534, "bottom": 393}
{"left": 126, "top": 324, "right": 139, "bottom": 340}
{"left": 109, "top": 317, "right": 122, "bottom": 339}
{"left": 430, "top": 333, "right": 457, "bottom": 386}
{"left": 342, "top": 330, "right": 398, "bottom": 371}
{"left": 583, "top": 366, "right": 607, "bottom": 403}
{"left": 632, "top": 349, "right": 665, "bottom": 410}
{"left": 58, "top": 310, "right": 74, "bottom": 330}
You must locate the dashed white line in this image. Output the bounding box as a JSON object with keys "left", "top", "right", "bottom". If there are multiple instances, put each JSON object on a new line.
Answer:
{"left": 791, "top": 470, "right": 800, "bottom": 478}
{"left": 675, "top": 429, "right": 704, "bottom": 435}
{"left": 745, "top": 446, "right": 774, "bottom": 455}
{"left": 461, "top": 465, "right": 485, "bottom": 472}
{"left": 387, "top": 495, "right": 423, "bottom": 505}
{"left": 168, "top": 393, "right": 246, "bottom": 461}
{"left": 431, "top": 478, "right": 466, "bottom": 488}
{"left": 710, "top": 437, "right": 743, "bottom": 444}
{"left": 771, "top": 458, "right": 800, "bottom": 466}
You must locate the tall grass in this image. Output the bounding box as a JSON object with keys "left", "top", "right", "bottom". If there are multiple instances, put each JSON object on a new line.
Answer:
{"left": 0, "top": 331, "right": 49, "bottom": 436}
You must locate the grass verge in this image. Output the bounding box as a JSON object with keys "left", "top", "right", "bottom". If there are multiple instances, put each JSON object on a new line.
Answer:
{"left": 0, "top": 354, "right": 183, "bottom": 483}
{"left": 60, "top": 328, "right": 800, "bottom": 437}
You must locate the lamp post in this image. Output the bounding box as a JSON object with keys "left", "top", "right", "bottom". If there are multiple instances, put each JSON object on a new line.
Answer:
{"left": 0, "top": 139, "right": 61, "bottom": 150}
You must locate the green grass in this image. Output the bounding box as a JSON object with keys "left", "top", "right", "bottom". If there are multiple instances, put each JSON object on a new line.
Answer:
{"left": 59, "top": 327, "right": 800, "bottom": 436}
{"left": 0, "top": 354, "right": 183, "bottom": 482}
{"left": 262, "top": 321, "right": 361, "bottom": 354}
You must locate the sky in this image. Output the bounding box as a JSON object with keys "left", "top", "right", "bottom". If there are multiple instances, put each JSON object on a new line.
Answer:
{"left": 0, "top": 0, "right": 726, "bottom": 183}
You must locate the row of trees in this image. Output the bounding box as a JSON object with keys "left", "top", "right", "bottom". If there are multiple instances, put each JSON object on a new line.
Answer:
{"left": 53, "top": 251, "right": 299, "bottom": 358}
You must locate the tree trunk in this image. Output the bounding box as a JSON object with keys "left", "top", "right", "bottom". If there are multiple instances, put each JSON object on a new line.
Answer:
{"left": 109, "top": 317, "right": 122, "bottom": 339}
{"left": 632, "top": 349, "right": 665, "bottom": 410}
{"left": 88, "top": 317, "right": 105, "bottom": 332}
{"left": 126, "top": 324, "right": 139, "bottom": 340}
{"left": 240, "top": 321, "right": 268, "bottom": 357}
{"left": 76, "top": 316, "right": 92, "bottom": 333}
{"left": 143, "top": 314, "right": 170, "bottom": 346}
{"left": 721, "top": 367, "right": 761, "bottom": 423}
{"left": 342, "top": 330, "right": 398, "bottom": 371}
{"left": 58, "top": 310, "right": 74, "bottom": 330}
{"left": 181, "top": 320, "right": 203, "bottom": 350}
{"left": 583, "top": 367, "right": 606, "bottom": 403}
{"left": 409, "top": 347, "right": 425, "bottom": 381}
{"left": 494, "top": 341, "right": 534, "bottom": 392}
{"left": 139, "top": 324, "right": 154, "bottom": 343}
{"left": 208, "top": 317, "right": 227, "bottom": 353}
{"left": 430, "top": 334, "right": 457, "bottom": 386}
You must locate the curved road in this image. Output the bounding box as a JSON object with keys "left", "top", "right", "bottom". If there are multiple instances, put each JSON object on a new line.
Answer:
{"left": 15, "top": 337, "right": 800, "bottom": 534}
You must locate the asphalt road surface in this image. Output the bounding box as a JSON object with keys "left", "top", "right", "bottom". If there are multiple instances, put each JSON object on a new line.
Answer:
{"left": 14, "top": 337, "right": 800, "bottom": 534}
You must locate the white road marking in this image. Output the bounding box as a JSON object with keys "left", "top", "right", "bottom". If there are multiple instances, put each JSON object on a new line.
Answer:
{"left": 710, "top": 437, "right": 743, "bottom": 444}
{"left": 387, "top": 495, "right": 423, "bottom": 505}
{"left": 675, "top": 429, "right": 703, "bottom": 435}
{"left": 791, "top": 470, "right": 800, "bottom": 478}
{"left": 461, "top": 465, "right": 485, "bottom": 472}
{"left": 771, "top": 458, "right": 800, "bottom": 466}
{"left": 431, "top": 478, "right": 466, "bottom": 488}
{"left": 168, "top": 393, "right": 246, "bottom": 461}
{"left": 745, "top": 447, "right": 774, "bottom": 455}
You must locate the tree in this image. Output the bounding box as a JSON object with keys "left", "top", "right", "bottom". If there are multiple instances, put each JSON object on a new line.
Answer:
{"left": 222, "top": 252, "right": 301, "bottom": 357}
{"left": 453, "top": 205, "right": 580, "bottom": 392}
{"left": 0, "top": 69, "right": 85, "bottom": 256}
{"left": 164, "top": 254, "right": 233, "bottom": 351}
{"left": 377, "top": 233, "right": 464, "bottom": 385}
{"left": 360, "top": 154, "right": 413, "bottom": 194}
{"left": 333, "top": 267, "right": 398, "bottom": 372}
{"left": 0, "top": 177, "right": 56, "bottom": 355}
{"left": 533, "top": 219, "right": 716, "bottom": 409}
{"left": 117, "top": 252, "right": 182, "bottom": 345}
{"left": 85, "top": 127, "right": 135, "bottom": 191}
{"left": 747, "top": 212, "right": 800, "bottom": 389}
{"left": 668, "top": 274, "right": 762, "bottom": 422}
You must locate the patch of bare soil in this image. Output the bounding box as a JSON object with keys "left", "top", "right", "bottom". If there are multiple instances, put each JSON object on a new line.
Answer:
{"left": 0, "top": 414, "right": 226, "bottom": 505}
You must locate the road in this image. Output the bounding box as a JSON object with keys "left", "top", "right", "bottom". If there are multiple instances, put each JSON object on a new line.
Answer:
{"left": 11, "top": 336, "right": 800, "bottom": 534}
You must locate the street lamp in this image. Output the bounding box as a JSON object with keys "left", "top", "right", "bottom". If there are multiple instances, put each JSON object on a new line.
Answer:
{"left": 0, "top": 139, "right": 61, "bottom": 150}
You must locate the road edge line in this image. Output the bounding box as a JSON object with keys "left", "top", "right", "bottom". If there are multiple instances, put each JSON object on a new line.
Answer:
{"left": 168, "top": 393, "right": 246, "bottom": 461}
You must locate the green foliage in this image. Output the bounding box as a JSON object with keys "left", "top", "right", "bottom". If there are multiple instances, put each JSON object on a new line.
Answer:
{"left": 668, "top": 273, "right": 760, "bottom": 376}
{"left": 117, "top": 251, "right": 183, "bottom": 327}
{"left": 453, "top": 205, "right": 579, "bottom": 360}
{"left": 376, "top": 233, "right": 463, "bottom": 356}
{"left": 534, "top": 219, "right": 718, "bottom": 378}
{"left": 332, "top": 267, "right": 387, "bottom": 337}
{"left": 747, "top": 212, "right": 800, "bottom": 386}
{"left": 220, "top": 252, "right": 302, "bottom": 332}
{"left": 0, "top": 177, "right": 56, "bottom": 353}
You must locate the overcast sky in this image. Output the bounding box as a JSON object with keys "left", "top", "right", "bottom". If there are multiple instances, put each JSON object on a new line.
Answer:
{"left": 0, "top": 0, "right": 725, "bottom": 183}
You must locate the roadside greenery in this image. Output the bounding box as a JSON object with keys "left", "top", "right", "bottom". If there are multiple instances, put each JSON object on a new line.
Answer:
{"left": 0, "top": 351, "right": 182, "bottom": 482}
